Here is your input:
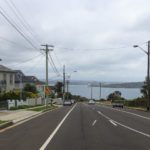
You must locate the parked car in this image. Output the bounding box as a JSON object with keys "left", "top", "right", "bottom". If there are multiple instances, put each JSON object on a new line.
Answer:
{"left": 112, "top": 100, "right": 124, "bottom": 108}
{"left": 88, "top": 100, "right": 95, "bottom": 105}
{"left": 63, "top": 100, "right": 72, "bottom": 106}
{"left": 71, "top": 99, "right": 75, "bottom": 104}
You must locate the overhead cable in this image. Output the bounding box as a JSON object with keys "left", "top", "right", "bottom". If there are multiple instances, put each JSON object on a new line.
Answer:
{"left": 0, "top": 6, "right": 38, "bottom": 50}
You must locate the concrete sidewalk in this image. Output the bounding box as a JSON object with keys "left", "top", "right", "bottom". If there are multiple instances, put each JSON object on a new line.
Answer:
{"left": 0, "top": 110, "right": 41, "bottom": 123}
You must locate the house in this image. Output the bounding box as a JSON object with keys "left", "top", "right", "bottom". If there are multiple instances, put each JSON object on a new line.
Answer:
{"left": 15, "top": 70, "right": 44, "bottom": 89}
{"left": 0, "top": 65, "right": 15, "bottom": 93}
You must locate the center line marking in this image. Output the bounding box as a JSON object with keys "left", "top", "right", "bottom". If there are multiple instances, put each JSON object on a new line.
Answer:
{"left": 39, "top": 103, "right": 77, "bottom": 150}
{"left": 109, "top": 120, "right": 117, "bottom": 126}
{"left": 92, "top": 120, "right": 97, "bottom": 126}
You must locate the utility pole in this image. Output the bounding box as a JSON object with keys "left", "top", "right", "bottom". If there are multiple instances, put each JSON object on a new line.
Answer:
{"left": 20, "top": 74, "right": 22, "bottom": 100}
{"left": 66, "top": 80, "right": 69, "bottom": 100}
{"left": 41, "top": 44, "right": 54, "bottom": 106}
{"left": 91, "top": 84, "right": 93, "bottom": 100}
{"left": 99, "top": 82, "right": 101, "bottom": 100}
{"left": 66, "top": 80, "right": 69, "bottom": 93}
{"left": 147, "top": 41, "right": 150, "bottom": 111}
{"left": 63, "top": 65, "right": 65, "bottom": 101}
{"left": 133, "top": 41, "right": 150, "bottom": 111}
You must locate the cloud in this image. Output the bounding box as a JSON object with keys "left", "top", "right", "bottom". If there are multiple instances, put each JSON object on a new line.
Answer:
{"left": 0, "top": 0, "right": 150, "bottom": 82}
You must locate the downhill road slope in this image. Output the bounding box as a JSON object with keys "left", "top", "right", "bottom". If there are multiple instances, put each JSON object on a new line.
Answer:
{"left": 0, "top": 103, "right": 150, "bottom": 150}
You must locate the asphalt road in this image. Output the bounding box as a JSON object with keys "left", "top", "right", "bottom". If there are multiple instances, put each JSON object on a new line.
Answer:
{"left": 0, "top": 103, "right": 150, "bottom": 150}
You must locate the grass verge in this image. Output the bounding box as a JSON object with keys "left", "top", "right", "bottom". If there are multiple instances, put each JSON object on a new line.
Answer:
{"left": 0, "top": 120, "right": 8, "bottom": 124}
{"left": 9, "top": 105, "right": 43, "bottom": 110}
{"left": 0, "top": 120, "right": 13, "bottom": 130}
{"left": 126, "top": 106, "right": 146, "bottom": 111}
{"left": 28, "top": 105, "right": 57, "bottom": 112}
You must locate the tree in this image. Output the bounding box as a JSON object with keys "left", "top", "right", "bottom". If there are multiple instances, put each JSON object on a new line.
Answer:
{"left": 107, "top": 91, "right": 122, "bottom": 101}
{"left": 64, "top": 92, "right": 72, "bottom": 100}
{"left": 114, "top": 91, "right": 121, "bottom": 97}
{"left": 140, "top": 77, "right": 150, "bottom": 98}
{"left": 23, "top": 84, "right": 37, "bottom": 94}
{"left": 141, "top": 84, "right": 148, "bottom": 98}
{"left": 55, "top": 82, "right": 63, "bottom": 93}
{"left": 54, "top": 82, "right": 63, "bottom": 98}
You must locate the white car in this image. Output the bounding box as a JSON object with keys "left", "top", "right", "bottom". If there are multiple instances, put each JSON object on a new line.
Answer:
{"left": 112, "top": 100, "right": 124, "bottom": 108}
{"left": 63, "top": 100, "right": 72, "bottom": 106}
{"left": 88, "top": 100, "right": 95, "bottom": 105}
{"left": 71, "top": 99, "right": 75, "bottom": 104}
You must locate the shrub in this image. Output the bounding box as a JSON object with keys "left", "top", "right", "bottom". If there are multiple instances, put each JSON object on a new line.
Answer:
{"left": 124, "top": 98, "right": 147, "bottom": 107}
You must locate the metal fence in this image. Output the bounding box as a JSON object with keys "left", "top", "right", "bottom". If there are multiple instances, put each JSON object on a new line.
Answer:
{"left": 0, "top": 100, "right": 8, "bottom": 110}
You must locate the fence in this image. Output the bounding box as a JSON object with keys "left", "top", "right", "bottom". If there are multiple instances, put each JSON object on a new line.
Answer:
{"left": 7, "top": 97, "right": 45, "bottom": 109}
{"left": 0, "top": 101, "right": 8, "bottom": 110}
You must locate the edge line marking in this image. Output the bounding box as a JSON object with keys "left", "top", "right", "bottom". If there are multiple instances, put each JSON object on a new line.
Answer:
{"left": 39, "top": 104, "right": 77, "bottom": 150}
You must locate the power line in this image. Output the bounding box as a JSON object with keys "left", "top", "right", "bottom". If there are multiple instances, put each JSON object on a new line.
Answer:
{"left": 8, "top": 53, "right": 42, "bottom": 67}
{"left": 40, "top": 50, "right": 60, "bottom": 75}
{"left": 48, "top": 53, "right": 61, "bottom": 75}
{"left": 0, "top": 6, "right": 38, "bottom": 50}
{"left": 6, "top": 0, "right": 40, "bottom": 44}
{"left": 0, "top": 36, "right": 36, "bottom": 50}
{"left": 55, "top": 46, "right": 131, "bottom": 51}
{"left": 53, "top": 51, "right": 63, "bottom": 67}
{"left": 48, "top": 55, "right": 59, "bottom": 74}
{"left": 23, "top": 54, "right": 44, "bottom": 74}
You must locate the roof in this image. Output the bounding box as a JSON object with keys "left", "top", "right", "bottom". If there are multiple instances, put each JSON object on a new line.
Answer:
{"left": 15, "top": 70, "right": 25, "bottom": 82}
{"left": 0, "top": 65, "right": 15, "bottom": 73}
{"left": 23, "top": 76, "right": 39, "bottom": 83}
{"left": 15, "top": 70, "right": 43, "bottom": 84}
{"left": 14, "top": 70, "right": 25, "bottom": 76}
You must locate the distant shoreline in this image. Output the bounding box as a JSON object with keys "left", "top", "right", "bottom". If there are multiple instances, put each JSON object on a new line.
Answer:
{"left": 47, "top": 80, "right": 144, "bottom": 89}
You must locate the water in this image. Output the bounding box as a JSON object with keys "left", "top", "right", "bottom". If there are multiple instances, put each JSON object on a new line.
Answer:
{"left": 68, "top": 84, "right": 142, "bottom": 100}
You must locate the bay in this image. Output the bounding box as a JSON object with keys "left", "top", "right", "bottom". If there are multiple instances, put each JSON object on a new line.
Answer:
{"left": 68, "top": 84, "right": 142, "bottom": 100}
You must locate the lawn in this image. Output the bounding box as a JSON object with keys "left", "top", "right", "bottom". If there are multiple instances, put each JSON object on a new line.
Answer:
{"left": 0, "top": 120, "right": 8, "bottom": 124}
{"left": 28, "top": 105, "right": 57, "bottom": 112}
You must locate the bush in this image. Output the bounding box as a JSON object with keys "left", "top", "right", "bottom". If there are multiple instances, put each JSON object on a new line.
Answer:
{"left": 23, "top": 84, "right": 37, "bottom": 94}
{"left": 124, "top": 98, "right": 147, "bottom": 107}
{"left": 57, "top": 92, "right": 63, "bottom": 98}
{"left": 9, "top": 105, "right": 41, "bottom": 110}
{"left": 64, "top": 92, "right": 72, "bottom": 100}
{"left": 17, "top": 105, "right": 29, "bottom": 109}
{"left": 9, "top": 107, "right": 18, "bottom": 110}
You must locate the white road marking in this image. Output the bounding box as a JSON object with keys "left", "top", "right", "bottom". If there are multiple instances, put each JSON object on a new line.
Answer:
{"left": 109, "top": 120, "right": 117, "bottom": 126}
{"left": 113, "top": 120, "right": 150, "bottom": 138}
{"left": 97, "top": 111, "right": 150, "bottom": 138}
{"left": 92, "top": 120, "right": 97, "bottom": 126}
{"left": 39, "top": 104, "right": 77, "bottom": 150}
{"left": 0, "top": 108, "right": 60, "bottom": 133}
{"left": 97, "top": 111, "right": 111, "bottom": 120}
{"left": 101, "top": 105, "right": 150, "bottom": 120}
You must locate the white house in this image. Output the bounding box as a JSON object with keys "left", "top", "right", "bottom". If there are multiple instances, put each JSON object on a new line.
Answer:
{"left": 0, "top": 65, "right": 15, "bottom": 93}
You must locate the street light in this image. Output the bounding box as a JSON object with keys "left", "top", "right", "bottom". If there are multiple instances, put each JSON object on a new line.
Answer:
{"left": 66, "top": 70, "right": 77, "bottom": 100}
{"left": 99, "top": 82, "right": 102, "bottom": 100}
{"left": 133, "top": 45, "right": 148, "bottom": 54}
{"left": 133, "top": 41, "right": 150, "bottom": 111}
{"left": 88, "top": 83, "right": 93, "bottom": 100}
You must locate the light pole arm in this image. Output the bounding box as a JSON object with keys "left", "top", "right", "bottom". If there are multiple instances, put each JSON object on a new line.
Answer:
{"left": 133, "top": 45, "right": 148, "bottom": 55}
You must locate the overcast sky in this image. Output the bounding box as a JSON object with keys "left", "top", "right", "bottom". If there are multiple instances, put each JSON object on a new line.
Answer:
{"left": 0, "top": 0, "right": 150, "bottom": 82}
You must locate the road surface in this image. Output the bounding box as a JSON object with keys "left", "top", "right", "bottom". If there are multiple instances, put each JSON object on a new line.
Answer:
{"left": 0, "top": 103, "right": 150, "bottom": 150}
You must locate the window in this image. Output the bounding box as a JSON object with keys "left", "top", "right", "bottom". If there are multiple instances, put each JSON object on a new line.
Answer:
{"left": 3, "top": 73, "right": 6, "bottom": 84}
{"left": 10, "top": 74, "right": 13, "bottom": 85}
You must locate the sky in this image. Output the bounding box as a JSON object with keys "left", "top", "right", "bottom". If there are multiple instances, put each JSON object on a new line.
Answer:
{"left": 0, "top": 0, "right": 150, "bottom": 82}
